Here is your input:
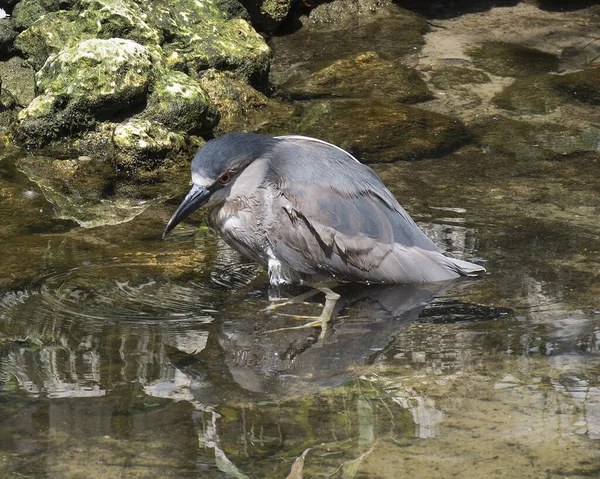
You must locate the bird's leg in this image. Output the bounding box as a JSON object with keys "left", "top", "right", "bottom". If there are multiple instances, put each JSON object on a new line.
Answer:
{"left": 263, "top": 287, "right": 325, "bottom": 311}
{"left": 265, "top": 287, "right": 341, "bottom": 339}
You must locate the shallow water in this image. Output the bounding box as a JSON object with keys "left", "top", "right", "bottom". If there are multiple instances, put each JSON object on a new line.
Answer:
{"left": 2, "top": 4, "right": 600, "bottom": 479}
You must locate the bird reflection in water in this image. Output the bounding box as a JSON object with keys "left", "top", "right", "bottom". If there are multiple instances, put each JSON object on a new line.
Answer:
{"left": 166, "top": 279, "right": 464, "bottom": 402}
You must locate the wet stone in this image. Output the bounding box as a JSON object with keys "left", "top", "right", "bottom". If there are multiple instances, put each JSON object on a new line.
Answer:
{"left": 493, "top": 75, "right": 563, "bottom": 114}
{"left": 429, "top": 65, "right": 491, "bottom": 90}
{"left": 281, "top": 51, "right": 433, "bottom": 104}
{"left": 470, "top": 115, "right": 600, "bottom": 161}
{"left": 467, "top": 42, "right": 560, "bottom": 78}
{"left": 289, "top": 99, "right": 469, "bottom": 163}
{"left": 198, "top": 69, "right": 294, "bottom": 134}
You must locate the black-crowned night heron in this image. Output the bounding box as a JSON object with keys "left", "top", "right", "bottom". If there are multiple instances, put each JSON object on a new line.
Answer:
{"left": 163, "top": 132, "right": 485, "bottom": 285}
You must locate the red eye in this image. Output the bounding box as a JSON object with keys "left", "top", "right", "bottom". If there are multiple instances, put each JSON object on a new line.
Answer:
{"left": 218, "top": 172, "right": 232, "bottom": 185}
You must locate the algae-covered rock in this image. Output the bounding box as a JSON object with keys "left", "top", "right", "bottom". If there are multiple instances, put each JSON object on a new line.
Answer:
{"left": 429, "top": 66, "right": 491, "bottom": 89}
{"left": 242, "top": 0, "right": 293, "bottom": 33}
{"left": 112, "top": 119, "right": 189, "bottom": 169}
{"left": 282, "top": 52, "right": 432, "bottom": 103}
{"left": 12, "top": 0, "right": 49, "bottom": 31}
{"left": 0, "top": 17, "right": 18, "bottom": 58}
{"left": 302, "top": 0, "right": 399, "bottom": 31}
{"left": 143, "top": 70, "right": 219, "bottom": 134}
{"left": 289, "top": 99, "right": 468, "bottom": 163}
{"left": 471, "top": 115, "right": 600, "bottom": 161}
{"left": 14, "top": 10, "right": 87, "bottom": 70}
{"left": 493, "top": 75, "right": 563, "bottom": 114}
{"left": 198, "top": 69, "right": 294, "bottom": 134}
{"left": 16, "top": 0, "right": 271, "bottom": 83}
{"left": 16, "top": 38, "right": 153, "bottom": 146}
{"left": 159, "top": 1, "right": 271, "bottom": 84}
{"left": 468, "top": 42, "right": 560, "bottom": 78}
{"left": 551, "top": 68, "right": 600, "bottom": 105}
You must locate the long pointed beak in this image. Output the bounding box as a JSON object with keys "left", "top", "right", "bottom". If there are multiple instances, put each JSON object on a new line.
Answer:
{"left": 162, "top": 184, "right": 211, "bottom": 239}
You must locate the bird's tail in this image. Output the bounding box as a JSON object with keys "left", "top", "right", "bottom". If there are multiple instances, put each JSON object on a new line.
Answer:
{"left": 444, "top": 256, "right": 486, "bottom": 277}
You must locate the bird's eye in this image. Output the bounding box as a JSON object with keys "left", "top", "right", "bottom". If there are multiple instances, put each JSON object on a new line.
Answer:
{"left": 218, "top": 172, "right": 232, "bottom": 185}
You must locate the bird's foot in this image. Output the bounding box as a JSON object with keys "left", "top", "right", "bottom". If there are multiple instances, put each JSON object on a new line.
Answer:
{"left": 265, "top": 288, "right": 341, "bottom": 339}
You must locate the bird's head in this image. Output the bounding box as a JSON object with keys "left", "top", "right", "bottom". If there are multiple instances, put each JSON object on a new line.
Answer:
{"left": 162, "top": 133, "right": 278, "bottom": 239}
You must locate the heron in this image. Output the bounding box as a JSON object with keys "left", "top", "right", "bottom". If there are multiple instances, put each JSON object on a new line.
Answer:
{"left": 162, "top": 133, "right": 485, "bottom": 330}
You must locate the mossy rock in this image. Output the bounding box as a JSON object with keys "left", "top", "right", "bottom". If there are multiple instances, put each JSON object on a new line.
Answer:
{"left": 198, "top": 69, "right": 294, "bottom": 134}
{"left": 0, "top": 17, "right": 18, "bottom": 58}
{"left": 289, "top": 99, "right": 469, "bottom": 163}
{"left": 16, "top": 38, "right": 154, "bottom": 146}
{"left": 16, "top": 0, "right": 271, "bottom": 83}
{"left": 493, "top": 75, "right": 563, "bottom": 114}
{"left": 551, "top": 68, "right": 600, "bottom": 105}
{"left": 12, "top": 0, "right": 50, "bottom": 31}
{"left": 470, "top": 115, "right": 600, "bottom": 161}
{"left": 242, "top": 0, "right": 293, "bottom": 33}
{"left": 467, "top": 42, "right": 560, "bottom": 78}
{"left": 303, "top": 0, "right": 401, "bottom": 31}
{"left": 112, "top": 119, "right": 190, "bottom": 170}
{"left": 282, "top": 51, "right": 433, "bottom": 103}
{"left": 429, "top": 66, "right": 491, "bottom": 89}
{"left": 143, "top": 69, "right": 219, "bottom": 134}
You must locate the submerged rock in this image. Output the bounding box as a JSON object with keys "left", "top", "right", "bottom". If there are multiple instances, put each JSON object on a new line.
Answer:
{"left": 493, "top": 75, "right": 563, "bottom": 114}
{"left": 429, "top": 65, "right": 491, "bottom": 89}
{"left": 471, "top": 115, "right": 600, "bottom": 161}
{"left": 467, "top": 42, "right": 560, "bottom": 78}
{"left": 287, "top": 99, "right": 468, "bottom": 163}
{"left": 281, "top": 51, "right": 433, "bottom": 103}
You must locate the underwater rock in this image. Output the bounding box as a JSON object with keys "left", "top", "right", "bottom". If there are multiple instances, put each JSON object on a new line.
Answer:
{"left": 281, "top": 51, "right": 433, "bottom": 103}
{"left": 551, "top": 68, "right": 600, "bottom": 106}
{"left": 493, "top": 75, "right": 563, "bottom": 114}
{"left": 198, "top": 69, "right": 294, "bottom": 134}
{"left": 467, "top": 42, "right": 560, "bottom": 78}
{"left": 429, "top": 65, "right": 491, "bottom": 89}
{"left": 471, "top": 115, "right": 600, "bottom": 161}
{"left": 289, "top": 99, "right": 469, "bottom": 163}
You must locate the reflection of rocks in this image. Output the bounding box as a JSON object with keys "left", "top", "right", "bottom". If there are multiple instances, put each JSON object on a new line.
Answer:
{"left": 16, "top": 155, "right": 166, "bottom": 227}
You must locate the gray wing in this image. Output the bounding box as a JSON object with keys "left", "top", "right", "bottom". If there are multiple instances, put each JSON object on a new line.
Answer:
{"left": 265, "top": 137, "right": 472, "bottom": 283}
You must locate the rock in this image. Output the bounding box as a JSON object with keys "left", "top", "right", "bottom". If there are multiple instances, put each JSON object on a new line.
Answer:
{"left": 269, "top": 6, "right": 427, "bottom": 87}
{"left": 143, "top": 69, "right": 219, "bottom": 134}
{"left": 12, "top": 0, "right": 50, "bottom": 31}
{"left": 471, "top": 115, "right": 600, "bottom": 161}
{"left": 302, "top": 0, "right": 398, "bottom": 31}
{"left": 242, "top": 0, "right": 294, "bottom": 33}
{"left": 281, "top": 51, "right": 432, "bottom": 103}
{"left": 467, "top": 42, "right": 560, "bottom": 78}
{"left": 14, "top": 10, "right": 86, "bottom": 70}
{"left": 551, "top": 68, "right": 600, "bottom": 105}
{"left": 16, "top": 0, "right": 271, "bottom": 83}
{"left": 493, "top": 75, "right": 562, "bottom": 114}
{"left": 288, "top": 99, "right": 469, "bottom": 163}
{"left": 429, "top": 66, "right": 491, "bottom": 89}
{"left": 0, "top": 18, "right": 18, "bottom": 58}
{"left": 198, "top": 69, "right": 294, "bottom": 134}
{"left": 112, "top": 119, "right": 190, "bottom": 170}
{"left": 16, "top": 38, "right": 154, "bottom": 147}
{"left": 158, "top": 0, "right": 271, "bottom": 84}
